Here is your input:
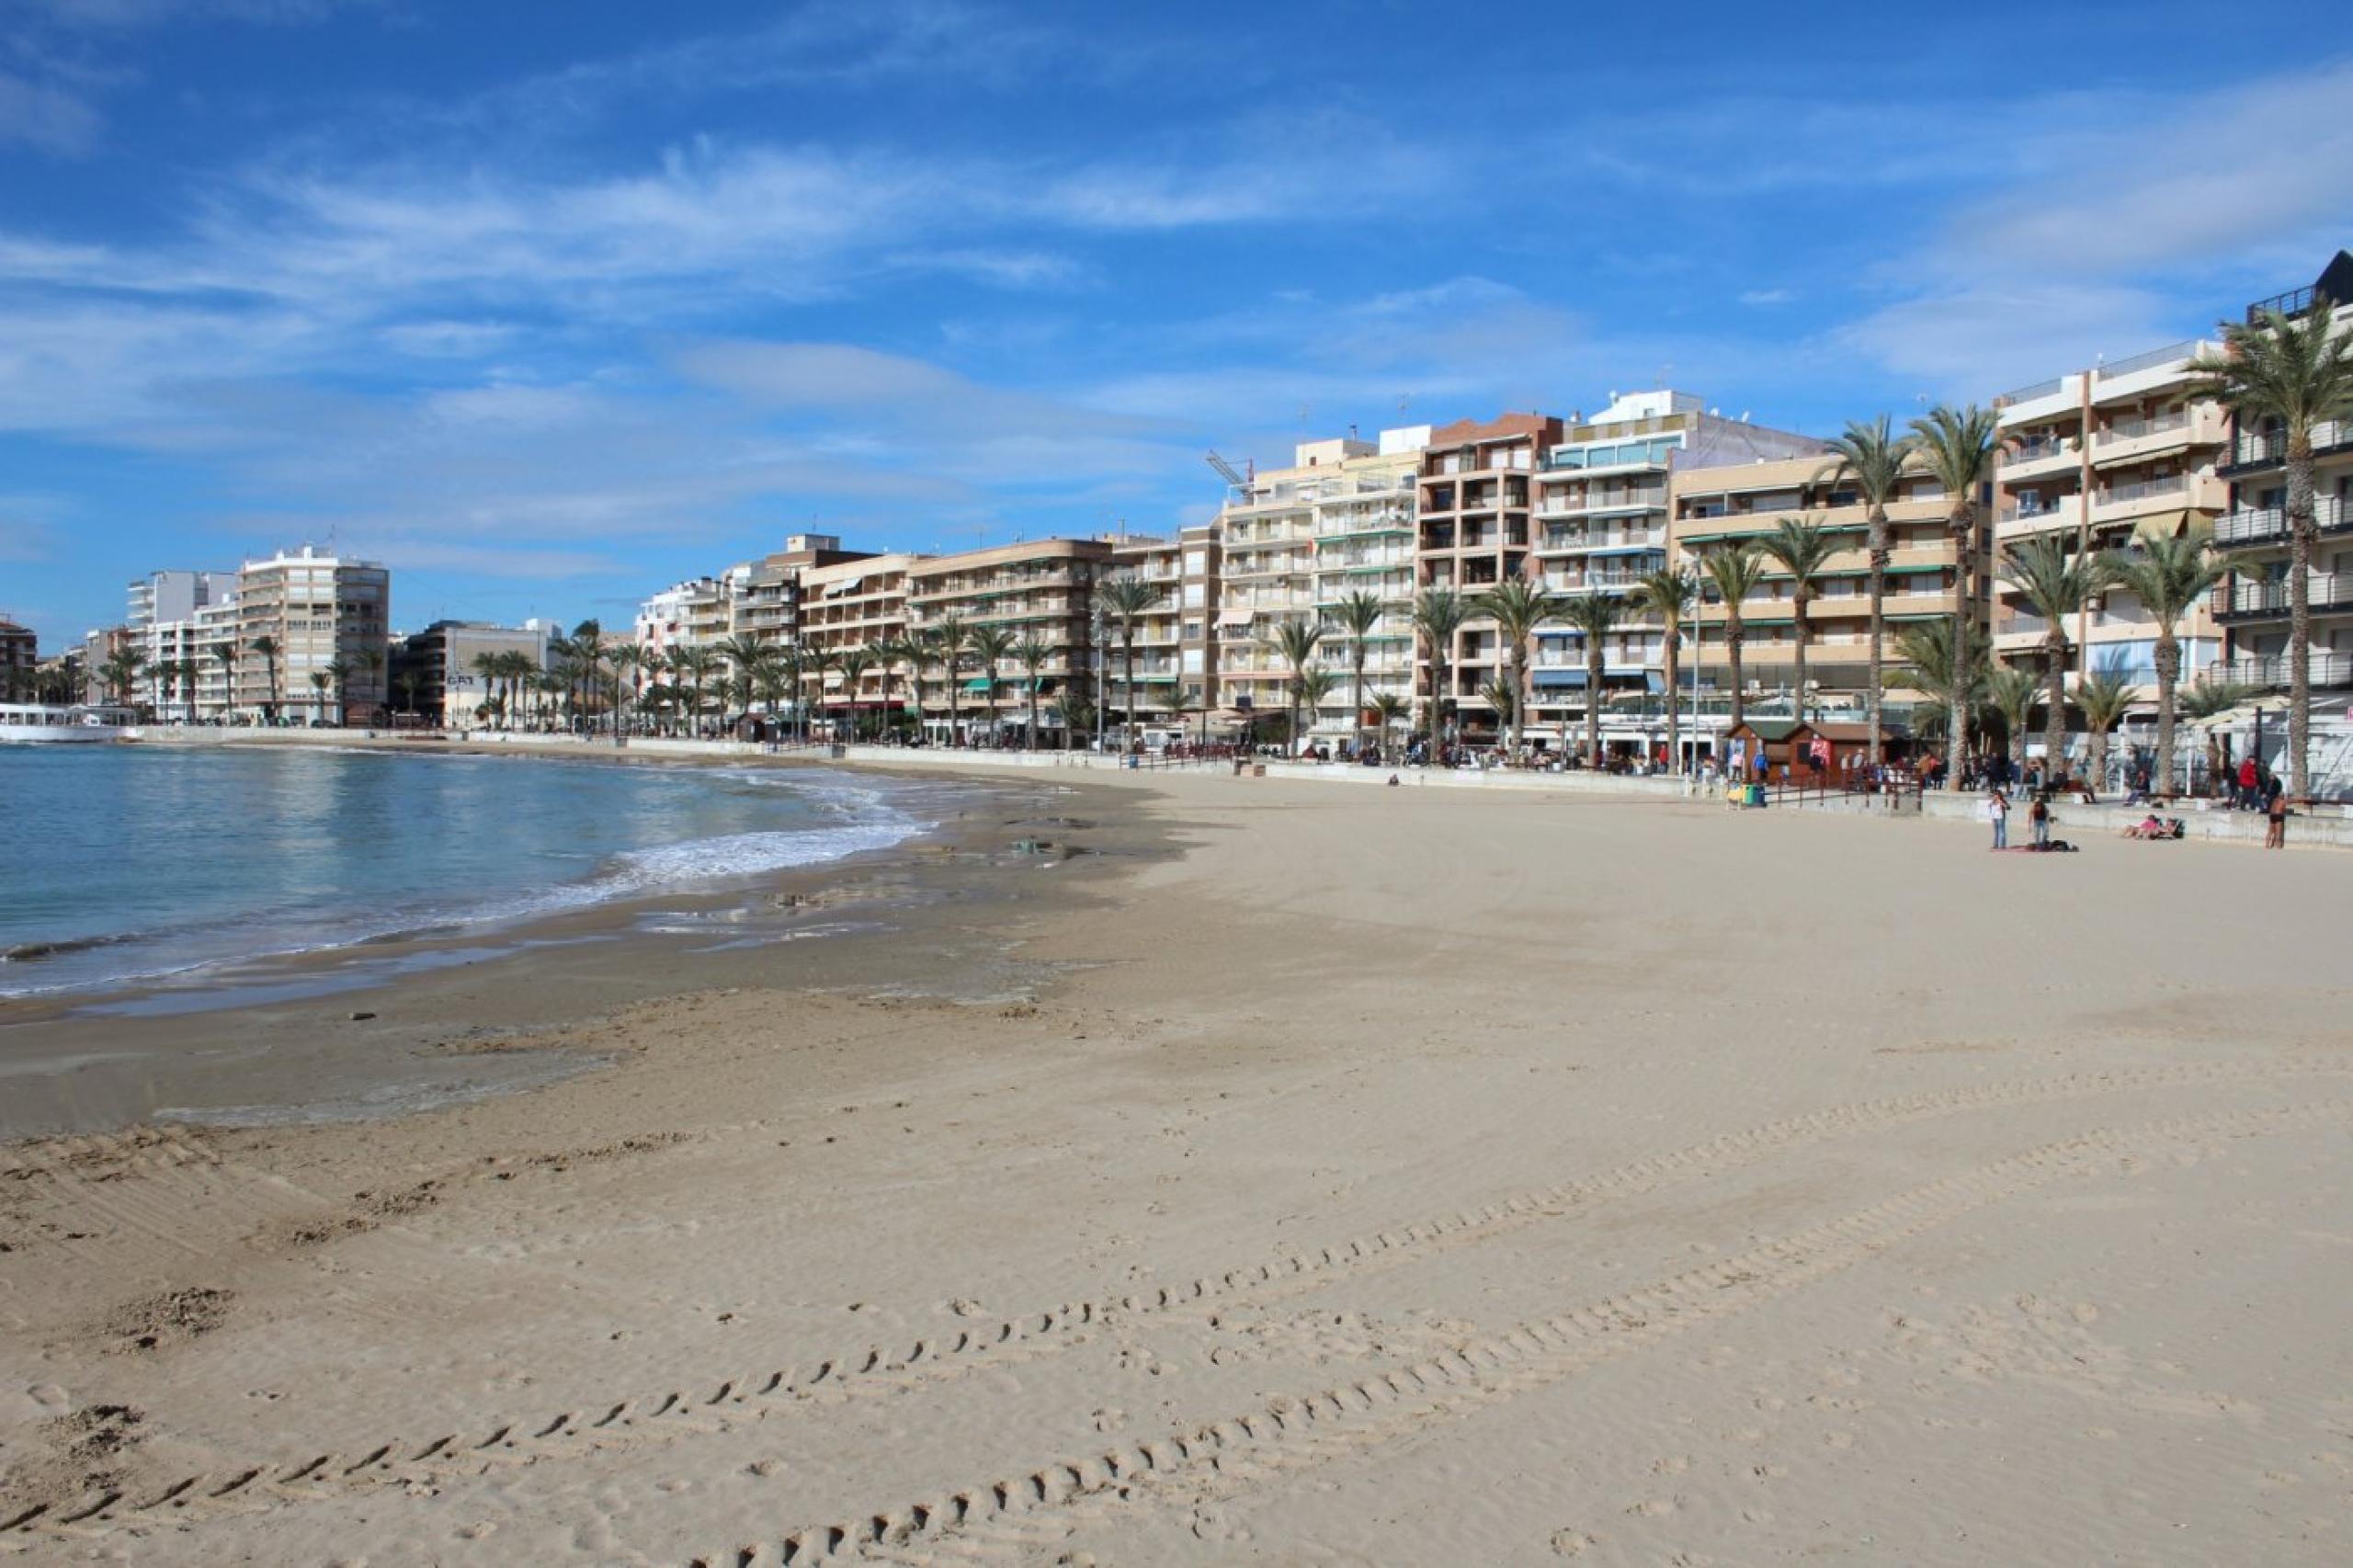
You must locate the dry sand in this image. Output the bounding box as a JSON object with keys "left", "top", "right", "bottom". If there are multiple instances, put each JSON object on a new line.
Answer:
{"left": 3, "top": 765, "right": 2349, "bottom": 1565}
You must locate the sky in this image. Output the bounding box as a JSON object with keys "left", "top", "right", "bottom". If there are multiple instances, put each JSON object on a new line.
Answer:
{"left": 1, "top": 0, "right": 2349, "bottom": 647}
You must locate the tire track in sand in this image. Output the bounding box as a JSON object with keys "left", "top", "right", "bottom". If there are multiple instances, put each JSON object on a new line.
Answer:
{"left": 6, "top": 1058, "right": 2339, "bottom": 1541}
{"left": 699, "top": 1098, "right": 2350, "bottom": 1566}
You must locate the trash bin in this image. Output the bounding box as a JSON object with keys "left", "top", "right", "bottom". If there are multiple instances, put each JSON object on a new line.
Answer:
{"left": 1745, "top": 782, "right": 1766, "bottom": 808}
{"left": 827, "top": 744, "right": 847, "bottom": 759}
{"left": 1124, "top": 754, "right": 1139, "bottom": 770}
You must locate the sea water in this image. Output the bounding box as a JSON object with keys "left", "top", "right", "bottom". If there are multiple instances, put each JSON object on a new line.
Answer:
{"left": 0, "top": 745, "right": 925, "bottom": 999}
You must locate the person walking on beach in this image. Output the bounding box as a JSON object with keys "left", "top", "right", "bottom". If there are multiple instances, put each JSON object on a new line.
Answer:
{"left": 2029, "top": 791, "right": 2052, "bottom": 849}
{"left": 2266, "top": 782, "right": 2289, "bottom": 848}
{"left": 1987, "top": 787, "right": 2010, "bottom": 850}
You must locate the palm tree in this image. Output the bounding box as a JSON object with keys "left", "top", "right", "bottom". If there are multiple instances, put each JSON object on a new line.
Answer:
{"left": 1477, "top": 676, "right": 1517, "bottom": 743}
{"left": 1411, "top": 587, "right": 1468, "bottom": 748}
{"left": 608, "top": 642, "right": 649, "bottom": 735}
{"left": 836, "top": 647, "right": 877, "bottom": 742}
{"left": 1012, "top": 637, "right": 1053, "bottom": 750}
{"left": 209, "top": 639, "right": 239, "bottom": 722}
{"left": 394, "top": 667, "right": 424, "bottom": 720}
{"left": 1327, "top": 589, "right": 1387, "bottom": 758}
{"left": 966, "top": 626, "right": 1016, "bottom": 744}
{"left": 323, "top": 656, "right": 351, "bottom": 726}
{"left": 1700, "top": 540, "right": 1768, "bottom": 732}
{"left": 2000, "top": 534, "right": 2114, "bottom": 781}
{"left": 1470, "top": 576, "right": 1562, "bottom": 758}
{"left": 468, "top": 649, "right": 501, "bottom": 725}
{"left": 801, "top": 645, "right": 840, "bottom": 740}
{"left": 1269, "top": 619, "right": 1324, "bottom": 755}
{"left": 1986, "top": 665, "right": 2040, "bottom": 781}
{"left": 249, "top": 634, "right": 281, "bottom": 723}
{"left": 1093, "top": 576, "right": 1160, "bottom": 748}
{"left": 566, "top": 619, "right": 604, "bottom": 727}
{"left": 1892, "top": 619, "right": 1990, "bottom": 759}
{"left": 2187, "top": 300, "right": 2353, "bottom": 800}
{"left": 1818, "top": 415, "right": 1919, "bottom": 765}
{"left": 306, "top": 669, "right": 331, "bottom": 724}
{"left": 1761, "top": 517, "right": 1836, "bottom": 722}
{"left": 932, "top": 614, "right": 971, "bottom": 745}
{"left": 714, "top": 634, "right": 769, "bottom": 731}
{"left": 2073, "top": 667, "right": 2134, "bottom": 791}
{"left": 2180, "top": 675, "right": 2261, "bottom": 796}
{"left": 670, "top": 646, "right": 716, "bottom": 736}
{"left": 1368, "top": 691, "right": 1407, "bottom": 762}
{"left": 2104, "top": 527, "right": 2228, "bottom": 799}
{"left": 879, "top": 633, "right": 922, "bottom": 743}
{"left": 752, "top": 659, "right": 792, "bottom": 738}
{"left": 174, "top": 657, "right": 200, "bottom": 724}
{"left": 1298, "top": 665, "right": 1338, "bottom": 738}
{"left": 1559, "top": 591, "right": 1621, "bottom": 766}
{"left": 1908, "top": 403, "right": 2000, "bottom": 788}
{"left": 1631, "top": 565, "right": 1697, "bottom": 774}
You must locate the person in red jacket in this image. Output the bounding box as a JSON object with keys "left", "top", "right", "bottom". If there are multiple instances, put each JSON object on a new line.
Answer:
{"left": 2236, "top": 755, "right": 2259, "bottom": 810}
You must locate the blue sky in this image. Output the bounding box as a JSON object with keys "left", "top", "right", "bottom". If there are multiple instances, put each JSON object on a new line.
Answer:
{"left": 1, "top": 0, "right": 2348, "bottom": 646}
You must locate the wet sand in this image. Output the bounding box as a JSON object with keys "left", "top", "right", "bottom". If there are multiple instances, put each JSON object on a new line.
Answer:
{"left": 3, "top": 762, "right": 2349, "bottom": 1565}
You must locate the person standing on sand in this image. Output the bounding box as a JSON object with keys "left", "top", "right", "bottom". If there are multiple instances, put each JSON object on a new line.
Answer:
{"left": 2267, "top": 785, "right": 2288, "bottom": 848}
{"left": 1987, "top": 787, "right": 2009, "bottom": 850}
{"left": 2029, "top": 791, "right": 2052, "bottom": 849}
{"left": 2236, "top": 755, "right": 2259, "bottom": 810}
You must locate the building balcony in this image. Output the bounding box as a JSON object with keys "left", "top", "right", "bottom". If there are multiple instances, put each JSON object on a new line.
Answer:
{"left": 2222, "top": 417, "right": 2351, "bottom": 474}
{"left": 1995, "top": 494, "right": 2087, "bottom": 539}
{"left": 1537, "top": 525, "right": 1669, "bottom": 555}
{"left": 2213, "top": 650, "right": 2353, "bottom": 687}
{"left": 1997, "top": 438, "right": 2081, "bottom": 482}
{"left": 2089, "top": 472, "right": 2216, "bottom": 528}
{"left": 2211, "top": 494, "right": 2350, "bottom": 549}
{"left": 2214, "top": 572, "right": 2353, "bottom": 621}
{"left": 2088, "top": 406, "right": 2222, "bottom": 469}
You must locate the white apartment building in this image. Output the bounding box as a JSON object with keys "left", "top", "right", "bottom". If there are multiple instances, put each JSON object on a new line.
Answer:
{"left": 1302, "top": 427, "right": 1426, "bottom": 745}
{"left": 1992, "top": 341, "right": 2228, "bottom": 694}
{"left": 126, "top": 569, "right": 236, "bottom": 718}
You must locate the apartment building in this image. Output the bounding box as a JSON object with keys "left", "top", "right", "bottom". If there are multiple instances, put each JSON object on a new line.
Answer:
{"left": 905, "top": 538, "right": 1110, "bottom": 741}
{"left": 1093, "top": 523, "right": 1223, "bottom": 736}
{"left": 1290, "top": 429, "right": 1426, "bottom": 745}
{"left": 730, "top": 534, "right": 876, "bottom": 648}
{"left": 233, "top": 547, "right": 392, "bottom": 722}
{"left": 1411, "top": 414, "right": 1562, "bottom": 742}
{"left": 1991, "top": 341, "right": 2228, "bottom": 690}
{"left": 0, "top": 619, "right": 36, "bottom": 696}
{"left": 392, "top": 619, "right": 555, "bottom": 725}
{"left": 189, "top": 596, "right": 244, "bottom": 719}
{"left": 125, "top": 569, "right": 237, "bottom": 717}
{"left": 1669, "top": 450, "right": 1967, "bottom": 718}
{"left": 2209, "top": 250, "right": 2353, "bottom": 695}
{"left": 1529, "top": 393, "right": 1822, "bottom": 749}
{"left": 798, "top": 551, "right": 925, "bottom": 724}
{"left": 1212, "top": 450, "right": 1326, "bottom": 730}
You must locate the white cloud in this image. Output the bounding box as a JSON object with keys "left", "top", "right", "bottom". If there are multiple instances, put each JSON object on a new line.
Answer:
{"left": 1738, "top": 289, "right": 1794, "bottom": 306}
{"left": 0, "top": 63, "right": 101, "bottom": 153}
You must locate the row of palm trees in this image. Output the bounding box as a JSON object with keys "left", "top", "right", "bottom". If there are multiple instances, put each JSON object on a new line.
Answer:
{"left": 1252, "top": 291, "right": 2348, "bottom": 798}
{"left": 52, "top": 634, "right": 391, "bottom": 725}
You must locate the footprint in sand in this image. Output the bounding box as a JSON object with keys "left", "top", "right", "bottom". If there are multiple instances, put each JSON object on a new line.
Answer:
{"left": 1550, "top": 1529, "right": 1598, "bottom": 1557}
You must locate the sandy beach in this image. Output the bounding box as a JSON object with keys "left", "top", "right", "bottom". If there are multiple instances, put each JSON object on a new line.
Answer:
{"left": 4, "top": 761, "right": 2349, "bottom": 1565}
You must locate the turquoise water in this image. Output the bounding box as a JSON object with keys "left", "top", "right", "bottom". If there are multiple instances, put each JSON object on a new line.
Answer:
{"left": 0, "top": 746, "right": 926, "bottom": 999}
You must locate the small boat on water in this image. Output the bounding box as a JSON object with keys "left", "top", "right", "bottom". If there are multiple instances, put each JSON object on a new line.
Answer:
{"left": 0, "top": 703, "right": 141, "bottom": 744}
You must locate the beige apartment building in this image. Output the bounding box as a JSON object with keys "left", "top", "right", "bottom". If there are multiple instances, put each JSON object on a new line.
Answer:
{"left": 2210, "top": 252, "right": 2353, "bottom": 697}
{"left": 1107, "top": 524, "right": 1222, "bottom": 736}
{"left": 1669, "top": 452, "right": 1968, "bottom": 717}
{"left": 1991, "top": 342, "right": 2228, "bottom": 692}
{"left": 1415, "top": 413, "right": 1562, "bottom": 742}
{"left": 905, "top": 538, "right": 1110, "bottom": 741}
{"left": 798, "top": 551, "right": 925, "bottom": 724}
{"left": 1212, "top": 451, "right": 1325, "bottom": 731}
{"left": 232, "top": 547, "right": 391, "bottom": 722}
{"left": 1297, "top": 430, "right": 1425, "bottom": 746}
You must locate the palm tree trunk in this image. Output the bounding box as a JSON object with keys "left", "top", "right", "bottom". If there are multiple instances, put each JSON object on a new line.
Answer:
{"left": 2043, "top": 632, "right": 2068, "bottom": 781}
{"left": 2154, "top": 630, "right": 2181, "bottom": 799}
{"left": 1661, "top": 632, "right": 1679, "bottom": 775}
{"left": 1791, "top": 598, "right": 1811, "bottom": 723}
{"left": 1585, "top": 643, "right": 1603, "bottom": 765}
{"left": 1866, "top": 505, "right": 1888, "bottom": 767}
{"left": 1512, "top": 644, "right": 1529, "bottom": 757}
{"left": 1433, "top": 648, "right": 1450, "bottom": 748}
{"left": 1948, "top": 507, "right": 1972, "bottom": 790}
{"left": 1352, "top": 649, "right": 1367, "bottom": 759}
{"left": 1726, "top": 613, "right": 1745, "bottom": 732}
{"left": 1122, "top": 631, "right": 1138, "bottom": 750}
{"left": 2288, "top": 440, "right": 2315, "bottom": 799}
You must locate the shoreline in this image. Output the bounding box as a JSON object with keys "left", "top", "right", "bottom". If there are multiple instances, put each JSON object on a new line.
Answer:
{"left": 0, "top": 747, "right": 1165, "bottom": 1142}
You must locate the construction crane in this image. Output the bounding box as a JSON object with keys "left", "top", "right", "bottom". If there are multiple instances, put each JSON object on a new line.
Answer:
{"left": 1205, "top": 450, "right": 1251, "bottom": 491}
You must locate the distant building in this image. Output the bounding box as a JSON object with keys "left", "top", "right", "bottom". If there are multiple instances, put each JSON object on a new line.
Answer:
{"left": 0, "top": 619, "right": 36, "bottom": 697}
{"left": 2210, "top": 250, "right": 2353, "bottom": 696}
{"left": 126, "top": 568, "right": 238, "bottom": 718}
{"left": 392, "top": 619, "right": 555, "bottom": 725}
{"left": 233, "top": 547, "right": 392, "bottom": 722}
{"left": 906, "top": 539, "right": 1111, "bottom": 743}
{"left": 1414, "top": 412, "right": 1564, "bottom": 744}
